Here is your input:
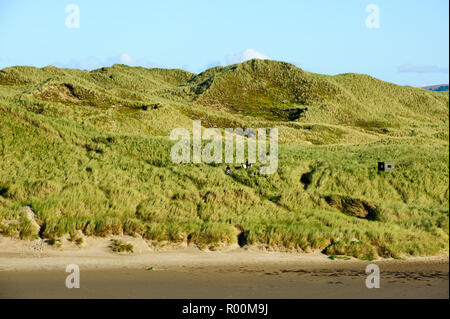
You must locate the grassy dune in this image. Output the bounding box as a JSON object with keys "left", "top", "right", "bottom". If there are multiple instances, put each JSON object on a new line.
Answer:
{"left": 0, "top": 59, "right": 448, "bottom": 258}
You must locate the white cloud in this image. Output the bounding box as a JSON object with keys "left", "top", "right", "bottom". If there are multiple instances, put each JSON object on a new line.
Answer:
{"left": 242, "top": 49, "right": 270, "bottom": 61}
{"left": 398, "top": 64, "right": 449, "bottom": 74}
{"left": 226, "top": 48, "right": 270, "bottom": 65}
{"left": 119, "top": 53, "right": 133, "bottom": 65}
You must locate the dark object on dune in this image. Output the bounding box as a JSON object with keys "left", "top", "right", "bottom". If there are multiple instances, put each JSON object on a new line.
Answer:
{"left": 287, "top": 107, "right": 308, "bottom": 121}
{"left": 271, "top": 107, "right": 308, "bottom": 121}
{"left": 378, "top": 161, "right": 395, "bottom": 172}
{"left": 225, "top": 166, "right": 231, "bottom": 175}
{"left": 142, "top": 103, "right": 161, "bottom": 111}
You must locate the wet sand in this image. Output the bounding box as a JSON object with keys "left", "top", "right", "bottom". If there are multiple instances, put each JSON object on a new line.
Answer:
{"left": 1, "top": 262, "right": 448, "bottom": 299}
{"left": 0, "top": 237, "right": 448, "bottom": 299}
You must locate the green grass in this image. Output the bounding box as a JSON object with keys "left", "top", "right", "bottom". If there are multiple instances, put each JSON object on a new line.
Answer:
{"left": 0, "top": 59, "right": 448, "bottom": 259}
{"left": 111, "top": 239, "right": 134, "bottom": 253}
{"left": 68, "top": 231, "right": 84, "bottom": 246}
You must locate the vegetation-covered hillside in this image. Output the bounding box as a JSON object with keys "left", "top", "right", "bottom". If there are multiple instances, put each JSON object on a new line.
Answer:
{"left": 0, "top": 59, "right": 448, "bottom": 258}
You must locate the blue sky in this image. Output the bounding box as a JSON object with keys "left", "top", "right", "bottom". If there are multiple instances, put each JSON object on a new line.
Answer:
{"left": 0, "top": 0, "right": 448, "bottom": 86}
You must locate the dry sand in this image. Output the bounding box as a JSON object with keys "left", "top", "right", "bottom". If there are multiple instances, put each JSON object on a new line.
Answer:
{"left": 0, "top": 236, "right": 448, "bottom": 299}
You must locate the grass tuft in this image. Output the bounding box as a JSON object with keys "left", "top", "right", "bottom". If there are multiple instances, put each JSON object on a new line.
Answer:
{"left": 111, "top": 239, "right": 134, "bottom": 253}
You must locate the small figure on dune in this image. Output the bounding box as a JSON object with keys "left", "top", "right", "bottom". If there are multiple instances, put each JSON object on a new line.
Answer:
{"left": 225, "top": 165, "right": 231, "bottom": 175}
{"left": 241, "top": 159, "right": 251, "bottom": 169}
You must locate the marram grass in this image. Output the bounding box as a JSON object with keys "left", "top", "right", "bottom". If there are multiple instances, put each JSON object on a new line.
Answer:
{"left": 0, "top": 60, "right": 448, "bottom": 258}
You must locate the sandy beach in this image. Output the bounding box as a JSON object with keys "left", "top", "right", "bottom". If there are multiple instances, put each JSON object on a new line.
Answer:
{"left": 0, "top": 236, "right": 448, "bottom": 299}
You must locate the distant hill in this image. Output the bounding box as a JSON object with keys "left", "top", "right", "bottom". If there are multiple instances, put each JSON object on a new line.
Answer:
{"left": 0, "top": 59, "right": 448, "bottom": 258}
{"left": 422, "top": 84, "right": 449, "bottom": 92}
